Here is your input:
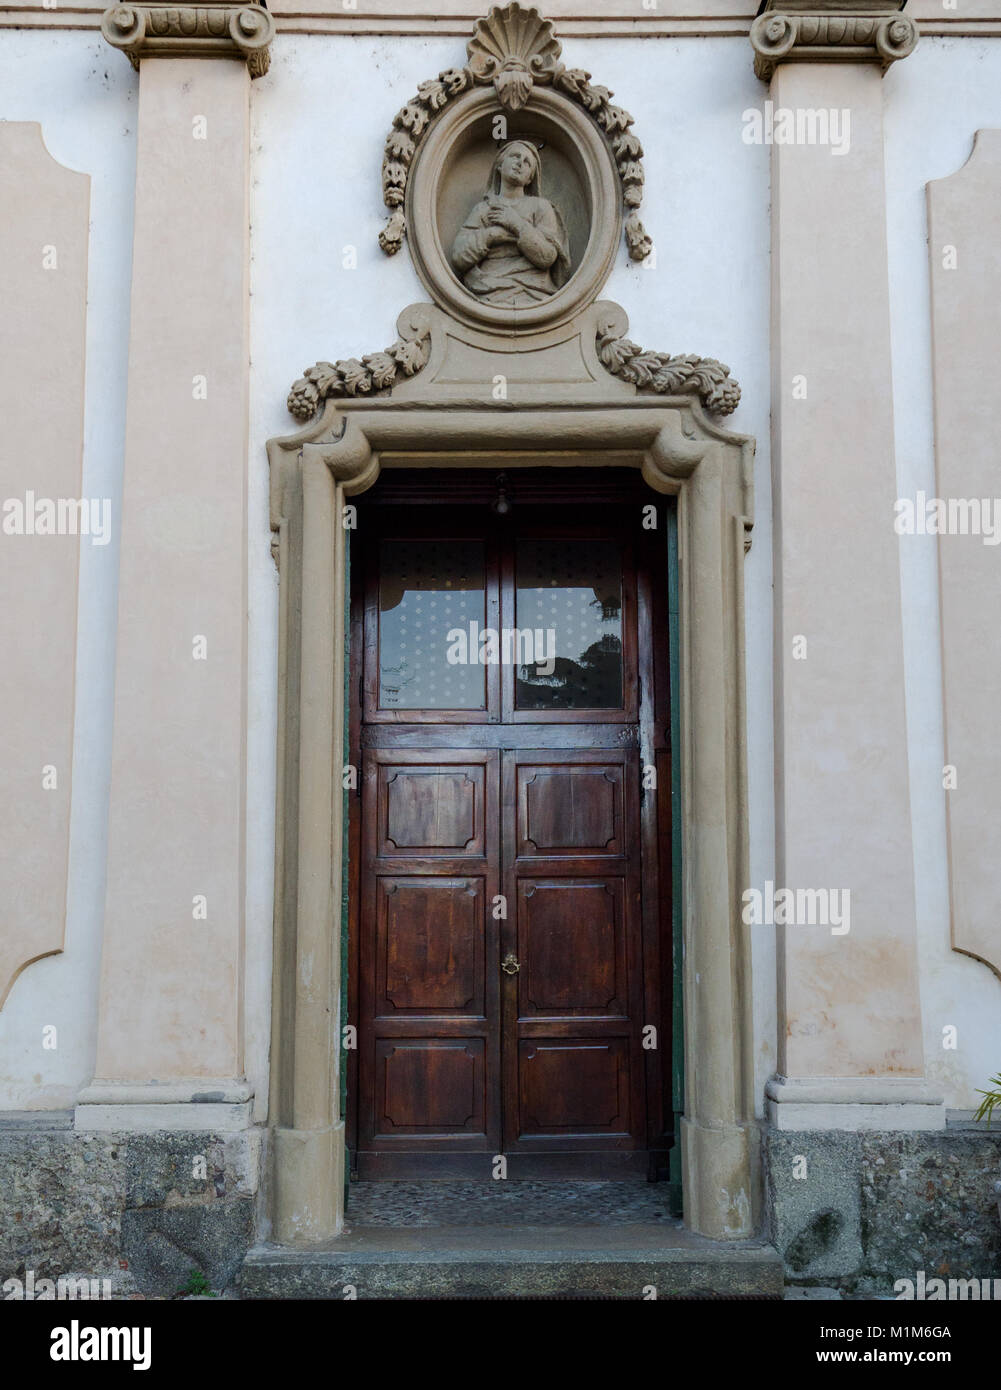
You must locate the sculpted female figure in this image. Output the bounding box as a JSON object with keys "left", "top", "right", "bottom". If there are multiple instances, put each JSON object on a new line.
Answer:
{"left": 451, "top": 141, "right": 571, "bottom": 307}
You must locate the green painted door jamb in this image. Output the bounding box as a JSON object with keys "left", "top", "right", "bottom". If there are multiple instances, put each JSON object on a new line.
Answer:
{"left": 667, "top": 502, "right": 685, "bottom": 1218}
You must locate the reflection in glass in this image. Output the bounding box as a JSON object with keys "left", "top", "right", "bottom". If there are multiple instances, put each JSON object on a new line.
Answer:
{"left": 515, "top": 539, "right": 623, "bottom": 709}
{"left": 378, "top": 539, "right": 486, "bottom": 710}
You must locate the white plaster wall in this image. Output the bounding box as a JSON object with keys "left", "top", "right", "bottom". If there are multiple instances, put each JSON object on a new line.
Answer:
{"left": 14, "top": 27, "right": 998, "bottom": 1126}
{"left": 0, "top": 34, "right": 135, "bottom": 1108}
{"left": 885, "top": 38, "right": 1001, "bottom": 1109}
{"left": 248, "top": 33, "right": 776, "bottom": 1118}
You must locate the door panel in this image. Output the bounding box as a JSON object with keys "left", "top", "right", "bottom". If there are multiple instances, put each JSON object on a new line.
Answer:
{"left": 379, "top": 764, "right": 486, "bottom": 856}
{"left": 352, "top": 491, "right": 671, "bottom": 1179}
{"left": 519, "top": 1040, "right": 631, "bottom": 1134}
{"left": 359, "top": 746, "right": 501, "bottom": 1163}
{"left": 374, "top": 1039, "right": 488, "bottom": 1137}
{"left": 376, "top": 877, "right": 484, "bottom": 1015}
{"left": 517, "top": 880, "right": 626, "bottom": 1015}
{"left": 517, "top": 761, "right": 625, "bottom": 856}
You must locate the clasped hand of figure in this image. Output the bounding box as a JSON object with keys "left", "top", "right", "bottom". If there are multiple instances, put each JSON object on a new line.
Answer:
{"left": 485, "top": 201, "right": 525, "bottom": 241}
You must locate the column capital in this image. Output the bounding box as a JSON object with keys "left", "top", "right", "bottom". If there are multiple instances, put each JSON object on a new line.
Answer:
{"left": 750, "top": 0, "right": 917, "bottom": 81}
{"left": 101, "top": 0, "right": 275, "bottom": 77}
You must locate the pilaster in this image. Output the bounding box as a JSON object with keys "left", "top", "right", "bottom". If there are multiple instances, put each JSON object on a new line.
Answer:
{"left": 751, "top": 3, "right": 942, "bottom": 1130}
{"left": 78, "top": 13, "right": 272, "bottom": 1132}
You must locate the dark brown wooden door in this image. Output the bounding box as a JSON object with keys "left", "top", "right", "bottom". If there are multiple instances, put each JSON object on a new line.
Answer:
{"left": 349, "top": 474, "right": 672, "bottom": 1179}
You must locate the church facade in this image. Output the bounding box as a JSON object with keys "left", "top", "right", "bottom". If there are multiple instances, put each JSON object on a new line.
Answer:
{"left": 2, "top": 0, "right": 1000, "bottom": 1298}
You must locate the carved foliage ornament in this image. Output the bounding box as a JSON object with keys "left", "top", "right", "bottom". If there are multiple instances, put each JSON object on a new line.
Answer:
{"left": 379, "top": 4, "right": 651, "bottom": 265}
{"left": 285, "top": 314, "right": 741, "bottom": 422}
{"left": 596, "top": 320, "right": 741, "bottom": 417}
{"left": 287, "top": 320, "right": 432, "bottom": 422}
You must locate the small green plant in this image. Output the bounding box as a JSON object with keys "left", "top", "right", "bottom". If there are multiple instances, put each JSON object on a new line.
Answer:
{"left": 972, "top": 1073, "right": 1001, "bottom": 1127}
{"left": 179, "top": 1268, "right": 215, "bottom": 1298}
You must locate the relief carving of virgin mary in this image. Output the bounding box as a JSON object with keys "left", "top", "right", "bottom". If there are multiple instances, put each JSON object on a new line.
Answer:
{"left": 451, "top": 141, "right": 572, "bottom": 307}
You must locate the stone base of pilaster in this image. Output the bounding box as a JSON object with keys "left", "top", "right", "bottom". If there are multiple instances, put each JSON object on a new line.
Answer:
{"left": 74, "top": 1079, "right": 254, "bottom": 1132}
{"left": 766, "top": 1076, "right": 947, "bottom": 1132}
{"left": 681, "top": 1116, "right": 761, "bottom": 1240}
{"left": 272, "top": 1123, "right": 346, "bottom": 1247}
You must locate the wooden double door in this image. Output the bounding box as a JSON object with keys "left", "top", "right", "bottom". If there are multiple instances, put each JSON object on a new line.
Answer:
{"left": 348, "top": 474, "right": 673, "bottom": 1179}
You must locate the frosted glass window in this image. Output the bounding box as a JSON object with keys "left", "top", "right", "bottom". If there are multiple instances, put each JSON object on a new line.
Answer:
{"left": 378, "top": 539, "right": 486, "bottom": 709}
{"left": 515, "top": 539, "right": 623, "bottom": 709}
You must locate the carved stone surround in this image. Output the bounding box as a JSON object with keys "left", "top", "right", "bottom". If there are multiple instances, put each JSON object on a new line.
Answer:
{"left": 101, "top": 0, "right": 275, "bottom": 75}
{"left": 264, "top": 4, "right": 757, "bottom": 1247}
{"left": 267, "top": 316, "right": 757, "bottom": 1243}
{"left": 750, "top": 0, "right": 917, "bottom": 80}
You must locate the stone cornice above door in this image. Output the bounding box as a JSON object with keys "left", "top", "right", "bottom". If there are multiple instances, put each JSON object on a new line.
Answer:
{"left": 101, "top": 0, "right": 275, "bottom": 76}
{"left": 750, "top": 0, "right": 918, "bottom": 80}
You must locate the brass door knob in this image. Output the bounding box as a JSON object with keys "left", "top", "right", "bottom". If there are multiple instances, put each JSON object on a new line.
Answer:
{"left": 501, "top": 953, "right": 521, "bottom": 975}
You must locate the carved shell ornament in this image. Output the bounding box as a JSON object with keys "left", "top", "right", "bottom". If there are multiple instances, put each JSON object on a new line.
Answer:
{"left": 466, "top": 4, "right": 562, "bottom": 109}
{"left": 378, "top": 3, "right": 652, "bottom": 265}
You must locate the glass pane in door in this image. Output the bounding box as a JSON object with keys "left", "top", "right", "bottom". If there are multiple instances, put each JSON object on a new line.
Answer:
{"left": 378, "top": 538, "right": 486, "bottom": 709}
{"left": 515, "top": 538, "right": 623, "bottom": 709}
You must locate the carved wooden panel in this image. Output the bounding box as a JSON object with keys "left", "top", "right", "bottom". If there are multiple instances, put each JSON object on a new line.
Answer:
{"left": 376, "top": 1039, "right": 486, "bottom": 1134}
{"left": 518, "top": 1039, "right": 630, "bottom": 1135}
{"left": 377, "top": 877, "right": 483, "bottom": 1015}
{"left": 518, "top": 879, "right": 626, "bottom": 1015}
{"left": 518, "top": 763, "right": 622, "bottom": 855}
{"left": 380, "top": 763, "right": 484, "bottom": 855}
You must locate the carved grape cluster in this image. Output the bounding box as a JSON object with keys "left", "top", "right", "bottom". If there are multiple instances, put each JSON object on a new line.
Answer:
{"left": 287, "top": 328, "right": 433, "bottom": 421}
{"left": 597, "top": 327, "right": 741, "bottom": 416}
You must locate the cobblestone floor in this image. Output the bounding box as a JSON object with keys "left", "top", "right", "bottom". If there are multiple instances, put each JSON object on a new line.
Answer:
{"left": 344, "top": 1180, "right": 678, "bottom": 1227}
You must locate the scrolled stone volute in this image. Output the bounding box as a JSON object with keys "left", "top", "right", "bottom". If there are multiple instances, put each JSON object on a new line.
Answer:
{"left": 750, "top": 0, "right": 917, "bottom": 80}
{"left": 101, "top": 0, "right": 275, "bottom": 76}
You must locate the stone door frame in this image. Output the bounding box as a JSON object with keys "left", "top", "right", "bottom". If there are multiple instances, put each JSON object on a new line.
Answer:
{"left": 266, "top": 381, "right": 757, "bottom": 1245}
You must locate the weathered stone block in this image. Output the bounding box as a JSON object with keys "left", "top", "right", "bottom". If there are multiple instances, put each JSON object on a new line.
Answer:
{"left": 765, "top": 1131, "right": 863, "bottom": 1280}
{"left": 0, "top": 1126, "right": 124, "bottom": 1279}
{"left": 0, "top": 1122, "right": 261, "bottom": 1294}
{"left": 858, "top": 1129, "right": 1001, "bottom": 1289}
{"left": 121, "top": 1201, "right": 254, "bottom": 1294}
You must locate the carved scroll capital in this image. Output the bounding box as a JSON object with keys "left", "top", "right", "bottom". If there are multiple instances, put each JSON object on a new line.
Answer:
{"left": 750, "top": 1, "right": 917, "bottom": 80}
{"left": 101, "top": 1, "right": 275, "bottom": 76}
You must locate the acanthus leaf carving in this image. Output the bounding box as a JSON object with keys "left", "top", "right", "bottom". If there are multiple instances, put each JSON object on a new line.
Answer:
{"left": 378, "top": 4, "right": 653, "bottom": 266}
{"left": 596, "top": 322, "right": 741, "bottom": 417}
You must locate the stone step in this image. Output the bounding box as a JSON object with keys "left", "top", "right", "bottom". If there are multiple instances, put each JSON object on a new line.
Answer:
{"left": 239, "top": 1225, "right": 784, "bottom": 1299}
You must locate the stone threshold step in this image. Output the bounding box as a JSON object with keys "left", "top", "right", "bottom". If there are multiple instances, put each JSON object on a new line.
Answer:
{"left": 240, "top": 1226, "right": 784, "bottom": 1299}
